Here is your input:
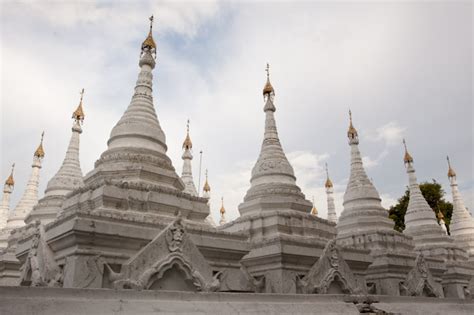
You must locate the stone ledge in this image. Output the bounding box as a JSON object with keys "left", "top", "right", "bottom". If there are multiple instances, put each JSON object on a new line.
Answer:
{"left": 1, "top": 286, "right": 473, "bottom": 315}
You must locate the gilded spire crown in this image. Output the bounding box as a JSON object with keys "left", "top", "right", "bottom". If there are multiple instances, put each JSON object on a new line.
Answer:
{"left": 141, "top": 15, "right": 156, "bottom": 55}
{"left": 72, "top": 88, "right": 85, "bottom": 122}
{"left": 437, "top": 210, "right": 445, "bottom": 220}
{"left": 347, "top": 110, "right": 358, "bottom": 140}
{"left": 311, "top": 196, "right": 318, "bottom": 216}
{"left": 325, "top": 163, "right": 333, "bottom": 188}
{"left": 220, "top": 197, "right": 225, "bottom": 215}
{"left": 203, "top": 169, "right": 210, "bottom": 192}
{"left": 263, "top": 63, "right": 275, "bottom": 97}
{"left": 403, "top": 139, "right": 413, "bottom": 164}
{"left": 34, "top": 132, "right": 45, "bottom": 158}
{"left": 447, "top": 156, "right": 456, "bottom": 178}
{"left": 5, "top": 163, "right": 15, "bottom": 187}
{"left": 182, "top": 119, "right": 193, "bottom": 150}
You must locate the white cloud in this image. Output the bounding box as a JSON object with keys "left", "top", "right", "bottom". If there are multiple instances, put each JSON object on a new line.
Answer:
{"left": 365, "top": 121, "right": 406, "bottom": 147}
{"left": 153, "top": 1, "right": 219, "bottom": 37}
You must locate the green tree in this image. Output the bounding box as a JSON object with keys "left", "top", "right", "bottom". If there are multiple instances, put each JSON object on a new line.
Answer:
{"left": 388, "top": 180, "right": 453, "bottom": 233}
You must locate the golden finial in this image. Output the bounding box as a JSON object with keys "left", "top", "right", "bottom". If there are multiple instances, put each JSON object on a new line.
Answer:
{"left": 5, "top": 163, "right": 15, "bottom": 187}
{"left": 34, "top": 132, "right": 45, "bottom": 158}
{"left": 402, "top": 139, "right": 413, "bottom": 164}
{"left": 72, "top": 88, "right": 85, "bottom": 122}
{"left": 437, "top": 210, "right": 444, "bottom": 220}
{"left": 447, "top": 156, "right": 456, "bottom": 178}
{"left": 347, "top": 109, "right": 358, "bottom": 139}
{"left": 325, "top": 163, "right": 333, "bottom": 188}
{"left": 311, "top": 196, "right": 318, "bottom": 216}
{"left": 220, "top": 197, "right": 226, "bottom": 215}
{"left": 203, "top": 169, "right": 210, "bottom": 192}
{"left": 182, "top": 119, "right": 193, "bottom": 150}
{"left": 142, "top": 15, "right": 156, "bottom": 51}
{"left": 263, "top": 62, "right": 274, "bottom": 96}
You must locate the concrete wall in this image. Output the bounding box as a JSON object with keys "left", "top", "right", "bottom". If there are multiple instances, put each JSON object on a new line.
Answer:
{"left": 1, "top": 286, "right": 473, "bottom": 315}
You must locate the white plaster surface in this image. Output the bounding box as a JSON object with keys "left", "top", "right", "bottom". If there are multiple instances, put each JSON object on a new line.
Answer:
{"left": 6, "top": 157, "right": 42, "bottom": 229}
{"left": 449, "top": 174, "right": 474, "bottom": 258}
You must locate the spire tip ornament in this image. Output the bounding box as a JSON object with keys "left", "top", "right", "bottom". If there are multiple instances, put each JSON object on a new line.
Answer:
{"left": 263, "top": 62, "right": 275, "bottom": 98}
{"left": 403, "top": 139, "right": 413, "bottom": 164}
{"left": 447, "top": 156, "right": 456, "bottom": 178}
{"left": 141, "top": 15, "right": 156, "bottom": 58}
{"left": 325, "top": 162, "right": 333, "bottom": 188}
{"left": 347, "top": 109, "right": 358, "bottom": 141}
{"left": 34, "top": 132, "right": 45, "bottom": 159}
{"left": 5, "top": 163, "right": 15, "bottom": 187}
{"left": 311, "top": 196, "right": 318, "bottom": 216}
{"left": 220, "top": 197, "right": 225, "bottom": 215}
{"left": 203, "top": 169, "right": 210, "bottom": 192}
{"left": 72, "top": 88, "right": 85, "bottom": 122}
{"left": 182, "top": 119, "right": 193, "bottom": 150}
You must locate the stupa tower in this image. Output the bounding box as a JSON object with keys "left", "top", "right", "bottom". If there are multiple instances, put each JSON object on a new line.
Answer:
{"left": 325, "top": 163, "right": 337, "bottom": 223}
{"left": 336, "top": 111, "right": 394, "bottom": 238}
{"left": 402, "top": 140, "right": 465, "bottom": 260}
{"left": 0, "top": 164, "right": 15, "bottom": 230}
{"left": 26, "top": 90, "right": 85, "bottom": 224}
{"left": 446, "top": 156, "right": 474, "bottom": 258}
{"left": 238, "top": 63, "right": 311, "bottom": 216}
{"left": 180, "top": 120, "right": 198, "bottom": 196}
{"left": 84, "top": 15, "right": 184, "bottom": 192}
{"left": 55, "top": 16, "right": 208, "bottom": 223}
{"left": 6, "top": 133, "right": 45, "bottom": 229}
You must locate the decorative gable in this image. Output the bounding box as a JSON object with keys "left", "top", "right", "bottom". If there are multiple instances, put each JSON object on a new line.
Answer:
{"left": 399, "top": 253, "right": 443, "bottom": 297}
{"left": 106, "top": 217, "right": 221, "bottom": 291}
{"left": 297, "top": 239, "right": 363, "bottom": 294}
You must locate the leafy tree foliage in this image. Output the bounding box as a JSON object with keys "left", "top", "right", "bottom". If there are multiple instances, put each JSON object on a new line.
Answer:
{"left": 388, "top": 181, "right": 453, "bottom": 233}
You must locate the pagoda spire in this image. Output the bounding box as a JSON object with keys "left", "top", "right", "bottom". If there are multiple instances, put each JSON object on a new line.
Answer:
{"left": 446, "top": 156, "right": 474, "bottom": 257}
{"left": 337, "top": 111, "right": 393, "bottom": 238}
{"left": 437, "top": 211, "right": 448, "bottom": 235}
{"left": 202, "top": 169, "right": 216, "bottom": 226}
{"left": 219, "top": 197, "right": 226, "bottom": 225}
{"left": 239, "top": 63, "right": 311, "bottom": 216}
{"left": 311, "top": 196, "right": 318, "bottom": 216}
{"left": 6, "top": 133, "right": 45, "bottom": 229}
{"left": 89, "top": 16, "right": 183, "bottom": 191}
{"left": 181, "top": 119, "right": 198, "bottom": 196}
{"left": 203, "top": 169, "right": 211, "bottom": 199}
{"left": 27, "top": 90, "right": 86, "bottom": 224}
{"left": 402, "top": 139, "right": 448, "bottom": 249}
{"left": 0, "top": 164, "right": 15, "bottom": 230}
{"left": 325, "top": 163, "right": 337, "bottom": 223}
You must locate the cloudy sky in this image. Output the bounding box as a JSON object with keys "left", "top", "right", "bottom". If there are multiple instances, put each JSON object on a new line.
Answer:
{"left": 1, "top": 1, "right": 472, "bottom": 223}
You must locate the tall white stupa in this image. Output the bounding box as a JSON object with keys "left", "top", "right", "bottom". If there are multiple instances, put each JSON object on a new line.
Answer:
{"left": 446, "top": 156, "right": 474, "bottom": 259}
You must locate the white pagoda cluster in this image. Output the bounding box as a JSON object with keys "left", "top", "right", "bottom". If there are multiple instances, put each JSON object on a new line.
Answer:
{"left": 0, "top": 16, "right": 473, "bottom": 306}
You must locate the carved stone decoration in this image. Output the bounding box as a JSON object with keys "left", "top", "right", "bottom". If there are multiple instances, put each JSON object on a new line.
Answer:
{"left": 165, "top": 219, "right": 185, "bottom": 252}
{"left": 296, "top": 239, "right": 362, "bottom": 295}
{"left": 105, "top": 217, "right": 220, "bottom": 292}
{"left": 399, "top": 253, "right": 443, "bottom": 298}
{"left": 19, "top": 222, "right": 63, "bottom": 287}
{"left": 240, "top": 265, "right": 265, "bottom": 293}
{"left": 74, "top": 255, "right": 105, "bottom": 289}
